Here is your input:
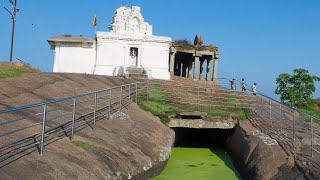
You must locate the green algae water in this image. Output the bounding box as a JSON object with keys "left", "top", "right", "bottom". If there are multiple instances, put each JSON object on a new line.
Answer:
{"left": 152, "top": 147, "right": 241, "bottom": 180}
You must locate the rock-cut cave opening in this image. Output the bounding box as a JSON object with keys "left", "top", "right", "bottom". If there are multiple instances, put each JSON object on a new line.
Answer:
{"left": 172, "top": 127, "right": 234, "bottom": 147}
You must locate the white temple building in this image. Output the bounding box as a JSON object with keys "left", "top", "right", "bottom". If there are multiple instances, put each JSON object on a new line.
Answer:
{"left": 48, "top": 6, "right": 172, "bottom": 79}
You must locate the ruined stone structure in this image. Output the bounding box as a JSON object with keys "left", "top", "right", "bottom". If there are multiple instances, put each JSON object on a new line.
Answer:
{"left": 169, "top": 35, "right": 220, "bottom": 81}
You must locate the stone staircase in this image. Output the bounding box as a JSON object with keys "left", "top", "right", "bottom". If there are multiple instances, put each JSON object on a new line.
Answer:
{"left": 125, "top": 67, "right": 148, "bottom": 79}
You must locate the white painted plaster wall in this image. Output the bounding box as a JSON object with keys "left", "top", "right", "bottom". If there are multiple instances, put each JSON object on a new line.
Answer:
{"left": 95, "top": 32, "right": 171, "bottom": 79}
{"left": 52, "top": 36, "right": 171, "bottom": 79}
{"left": 141, "top": 43, "right": 170, "bottom": 79}
{"left": 94, "top": 39, "right": 125, "bottom": 76}
{"left": 53, "top": 43, "right": 96, "bottom": 74}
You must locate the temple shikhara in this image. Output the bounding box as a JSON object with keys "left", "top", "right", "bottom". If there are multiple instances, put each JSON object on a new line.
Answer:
{"left": 48, "top": 6, "right": 220, "bottom": 80}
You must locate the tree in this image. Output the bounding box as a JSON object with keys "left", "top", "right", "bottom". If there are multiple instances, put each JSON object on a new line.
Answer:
{"left": 275, "top": 68, "right": 320, "bottom": 107}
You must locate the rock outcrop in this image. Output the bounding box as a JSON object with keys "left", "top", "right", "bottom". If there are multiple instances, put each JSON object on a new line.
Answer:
{"left": 0, "top": 73, "right": 175, "bottom": 179}
{"left": 227, "top": 117, "right": 306, "bottom": 180}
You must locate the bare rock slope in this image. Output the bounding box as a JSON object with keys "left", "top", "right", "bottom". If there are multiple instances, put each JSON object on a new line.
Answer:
{"left": 227, "top": 113, "right": 318, "bottom": 180}
{"left": 0, "top": 73, "right": 175, "bottom": 179}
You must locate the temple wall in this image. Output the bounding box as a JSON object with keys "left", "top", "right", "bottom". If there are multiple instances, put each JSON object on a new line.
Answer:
{"left": 94, "top": 39, "right": 126, "bottom": 76}
{"left": 95, "top": 33, "right": 171, "bottom": 79}
{"left": 53, "top": 43, "right": 96, "bottom": 74}
{"left": 141, "top": 43, "right": 170, "bottom": 79}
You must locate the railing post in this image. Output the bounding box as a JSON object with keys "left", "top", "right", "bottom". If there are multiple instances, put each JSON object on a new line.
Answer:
{"left": 119, "top": 86, "right": 123, "bottom": 113}
{"left": 71, "top": 98, "right": 77, "bottom": 141}
{"left": 311, "top": 117, "right": 314, "bottom": 157}
{"left": 292, "top": 110, "right": 295, "bottom": 140}
{"left": 93, "top": 93, "right": 97, "bottom": 130}
{"left": 129, "top": 84, "right": 131, "bottom": 102}
{"left": 146, "top": 83, "right": 149, "bottom": 102}
{"left": 269, "top": 99, "right": 272, "bottom": 127}
{"left": 109, "top": 89, "right": 112, "bottom": 119}
{"left": 40, "top": 104, "right": 47, "bottom": 156}
{"left": 280, "top": 104, "right": 282, "bottom": 132}
{"left": 135, "top": 83, "right": 138, "bottom": 103}
{"left": 260, "top": 98, "right": 263, "bottom": 115}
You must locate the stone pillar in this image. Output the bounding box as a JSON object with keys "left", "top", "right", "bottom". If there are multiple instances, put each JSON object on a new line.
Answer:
{"left": 213, "top": 49, "right": 220, "bottom": 84}
{"left": 200, "top": 59, "right": 208, "bottom": 80}
{"left": 182, "top": 62, "right": 185, "bottom": 77}
{"left": 183, "top": 62, "right": 187, "bottom": 77}
{"left": 188, "top": 60, "right": 193, "bottom": 78}
{"left": 184, "top": 63, "right": 189, "bottom": 77}
{"left": 194, "top": 56, "right": 200, "bottom": 80}
{"left": 213, "top": 59, "right": 219, "bottom": 81}
{"left": 190, "top": 61, "right": 195, "bottom": 79}
{"left": 207, "top": 59, "right": 214, "bottom": 81}
{"left": 169, "top": 52, "right": 175, "bottom": 75}
{"left": 180, "top": 62, "right": 183, "bottom": 77}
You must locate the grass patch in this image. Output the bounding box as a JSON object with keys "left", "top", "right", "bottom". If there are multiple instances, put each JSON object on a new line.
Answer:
{"left": 299, "top": 107, "right": 320, "bottom": 123}
{"left": 137, "top": 85, "right": 251, "bottom": 124}
{"left": 300, "top": 108, "right": 320, "bottom": 118}
{"left": 71, "top": 140, "right": 92, "bottom": 149}
{"left": 140, "top": 101, "right": 178, "bottom": 115}
{"left": 138, "top": 85, "right": 181, "bottom": 124}
{"left": 0, "top": 62, "right": 40, "bottom": 80}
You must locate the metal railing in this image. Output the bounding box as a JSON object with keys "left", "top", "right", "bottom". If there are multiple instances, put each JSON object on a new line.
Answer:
{"left": 217, "top": 78, "right": 320, "bottom": 158}
{"left": 0, "top": 82, "right": 146, "bottom": 163}
{"left": 1, "top": 77, "right": 319, "bottom": 166}
{"left": 145, "top": 81, "right": 256, "bottom": 110}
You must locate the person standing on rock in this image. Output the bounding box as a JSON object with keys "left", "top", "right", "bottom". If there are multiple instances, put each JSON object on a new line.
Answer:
{"left": 241, "top": 78, "right": 246, "bottom": 93}
{"left": 252, "top": 82, "right": 257, "bottom": 95}
{"left": 230, "top": 78, "right": 235, "bottom": 90}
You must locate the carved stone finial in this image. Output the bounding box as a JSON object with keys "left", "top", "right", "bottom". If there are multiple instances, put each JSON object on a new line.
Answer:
{"left": 194, "top": 34, "right": 203, "bottom": 50}
{"left": 109, "top": 6, "right": 152, "bottom": 36}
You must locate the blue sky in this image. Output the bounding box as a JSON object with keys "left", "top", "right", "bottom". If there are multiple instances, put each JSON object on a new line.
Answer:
{"left": 0, "top": 0, "right": 319, "bottom": 98}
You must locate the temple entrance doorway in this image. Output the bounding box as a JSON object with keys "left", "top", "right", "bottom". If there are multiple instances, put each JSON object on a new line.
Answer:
{"left": 129, "top": 47, "right": 139, "bottom": 67}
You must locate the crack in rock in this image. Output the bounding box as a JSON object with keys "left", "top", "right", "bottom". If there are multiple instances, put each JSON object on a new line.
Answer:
{"left": 252, "top": 130, "right": 278, "bottom": 146}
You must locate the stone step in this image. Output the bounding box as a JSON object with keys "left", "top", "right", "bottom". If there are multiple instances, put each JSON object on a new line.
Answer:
{"left": 126, "top": 67, "right": 144, "bottom": 74}
{"left": 127, "top": 73, "right": 148, "bottom": 79}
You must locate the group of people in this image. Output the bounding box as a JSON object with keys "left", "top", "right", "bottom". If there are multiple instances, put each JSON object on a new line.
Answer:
{"left": 229, "top": 78, "right": 257, "bottom": 95}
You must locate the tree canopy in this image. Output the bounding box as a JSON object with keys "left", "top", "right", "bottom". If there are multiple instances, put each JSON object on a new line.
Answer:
{"left": 275, "top": 68, "right": 320, "bottom": 107}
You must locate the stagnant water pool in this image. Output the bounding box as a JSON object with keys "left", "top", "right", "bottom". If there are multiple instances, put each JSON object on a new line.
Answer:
{"left": 152, "top": 147, "right": 241, "bottom": 180}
